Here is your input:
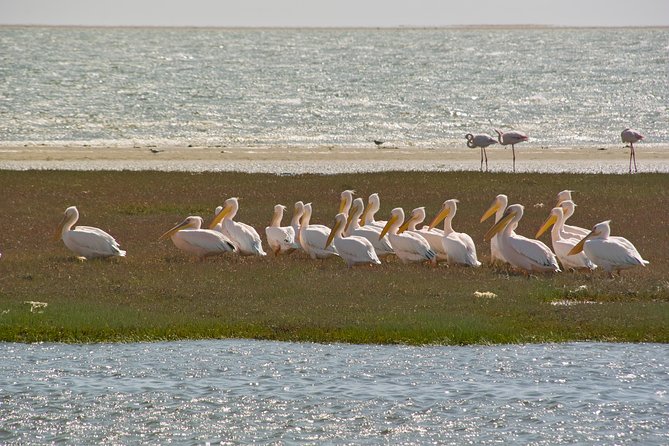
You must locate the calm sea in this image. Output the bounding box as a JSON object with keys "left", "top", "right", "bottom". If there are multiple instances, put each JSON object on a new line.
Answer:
{"left": 0, "top": 27, "right": 667, "bottom": 149}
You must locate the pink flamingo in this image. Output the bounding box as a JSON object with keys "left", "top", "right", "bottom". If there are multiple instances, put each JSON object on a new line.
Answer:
{"left": 494, "top": 128, "right": 528, "bottom": 173}
{"left": 621, "top": 128, "right": 644, "bottom": 174}
{"left": 466, "top": 133, "right": 497, "bottom": 172}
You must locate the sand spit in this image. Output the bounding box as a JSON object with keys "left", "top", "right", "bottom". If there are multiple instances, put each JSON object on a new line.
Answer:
{"left": 1, "top": 145, "right": 667, "bottom": 174}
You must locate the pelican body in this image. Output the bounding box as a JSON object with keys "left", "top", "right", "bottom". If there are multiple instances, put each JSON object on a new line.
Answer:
{"left": 299, "top": 203, "right": 338, "bottom": 259}
{"left": 494, "top": 128, "right": 528, "bottom": 173}
{"left": 398, "top": 207, "right": 448, "bottom": 261}
{"left": 569, "top": 220, "right": 648, "bottom": 274}
{"left": 160, "top": 216, "right": 236, "bottom": 260}
{"left": 210, "top": 198, "right": 266, "bottom": 256}
{"left": 466, "top": 133, "right": 497, "bottom": 172}
{"left": 265, "top": 204, "right": 300, "bottom": 256}
{"left": 536, "top": 207, "right": 596, "bottom": 271}
{"left": 484, "top": 204, "right": 560, "bottom": 273}
{"left": 345, "top": 198, "right": 394, "bottom": 257}
{"left": 428, "top": 199, "right": 481, "bottom": 267}
{"left": 326, "top": 213, "right": 381, "bottom": 267}
{"left": 380, "top": 208, "right": 437, "bottom": 264}
{"left": 55, "top": 206, "right": 126, "bottom": 259}
{"left": 621, "top": 128, "right": 644, "bottom": 174}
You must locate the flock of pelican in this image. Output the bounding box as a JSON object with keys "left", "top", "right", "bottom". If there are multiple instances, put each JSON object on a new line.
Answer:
{"left": 52, "top": 189, "right": 649, "bottom": 277}
{"left": 467, "top": 128, "right": 644, "bottom": 173}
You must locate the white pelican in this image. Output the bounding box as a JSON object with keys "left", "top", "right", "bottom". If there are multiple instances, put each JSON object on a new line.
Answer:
{"left": 265, "top": 204, "right": 299, "bottom": 256}
{"left": 480, "top": 194, "right": 514, "bottom": 264}
{"left": 339, "top": 190, "right": 355, "bottom": 215}
{"left": 569, "top": 220, "right": 649, "bottom": 275}
{"left": 621, "top": 128, "right": 644, "bottom": 173}
{"left": 299, "top": 202, "right": 338, "bottom": 259}
{"left": 484, "top": 204, "right": 560, "bottom": 273}
{"left": 428, "top": 199, "right": 482, "bottom": 267}
{"left": 344, "top": 198, "right": 394, "bottom": 257}
{"left": 380, "top": 208, "right": 436, "bottom": 264}
{"left": 360, "top": 193, "right": 387, "bottom": 230}
{"left": 466, "top": 133, "right": 497, "bottom": 172}
{"left": 326, "top": 213, "right": 381, "bottom": 267}
{"left": 536, "top": 207, "right": 596, "bottom": 271}
{"left": 397, "top": 207, "right": 448, "bottom": 261}
{"left": 55, "top": 206, "right": 126, "bottom": 260}
{"left": 554, "top": 197, "right": 589, "bottom": 239}
{"left": 210, "top": 197, "right": 266, "bottom": 256}
{"left": 494, "top": 128, "right": 528, "bottom": 173}
{"left": 291, "top": 201, "right": 305, "bottom": 245}
{"left": 160, "top": 216, "right": 236, "bottom": 260}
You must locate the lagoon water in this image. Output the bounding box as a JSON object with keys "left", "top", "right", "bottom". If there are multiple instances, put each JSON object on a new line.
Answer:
{"left": 1, "top": 340, "right": 668, "bottom": 444}
{"left": 1, "top": 27, "right": 668, "bottom": 149}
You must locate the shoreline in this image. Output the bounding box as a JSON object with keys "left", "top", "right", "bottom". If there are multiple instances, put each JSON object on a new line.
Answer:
{"left": 1, "top": 145, "right": 668, "bottom": 174}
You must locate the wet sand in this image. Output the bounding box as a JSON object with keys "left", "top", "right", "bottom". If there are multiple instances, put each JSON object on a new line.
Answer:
{"left": 1, "top": 145, "right": 667, "bottom": 174}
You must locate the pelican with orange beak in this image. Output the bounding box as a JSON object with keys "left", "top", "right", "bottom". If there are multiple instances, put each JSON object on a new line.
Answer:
{"left": 55, "top": 206, "right": 126, "bottom": 260}
{"left": 536, "top": 206, "right": 596, "bottom": 271}
{"left": 160, "top": 215, "right": 236, "bottom": 260}
{"left": 326, "top": 213, "right": 381, "bottom": 267}
{"left": 379, "top": 208, "right": 436, "bottom": 264}
{"left": 210, "top": 197, "right": 266, "bottom": 256}
{"left": 428, "top": 199, "right": 481, "bottom": 267}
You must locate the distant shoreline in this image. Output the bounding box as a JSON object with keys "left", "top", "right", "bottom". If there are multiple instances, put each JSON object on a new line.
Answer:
{"left": 1, "top": 24, "right": 667, "bottom": 30}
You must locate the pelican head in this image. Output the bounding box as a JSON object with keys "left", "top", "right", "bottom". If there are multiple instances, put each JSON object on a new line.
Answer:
{"left": 398, "top": 207, "right": 425, "bottom": 234}
{"left": 339, "top": 190, "right": 355, "bottom": 213}
{"left": 536, "top": 206, "right": 563, "bottom": 238}
{"left": 360, "top": 193, "right": 380, "bottom": 226}
{"left": 484, "top": 204, "right": 523, "bottom": 242}
{"left": 480, "top": 194, "right": 508, "bottom": 223}
{"left": 345, "top": 198, "right": 364, "bottom": 233}
{"left": 160, "top": 216, "right": 203, "bottom": 240}
{"left": 54, "top": 205, "right": 80, "bottom": 241}
{"left": 568, "top": 220, "right": 611, "bottom": 255}
{"left": 379, "top": 208, "right": 404, "bottom": 240}
{"left": 209, "top": 197, "right": 239, "bottom": 229}
{"left": 428, "top": 199, "right": 459, "bottom": 230}
{"left": 555, "top": 190, "right": 574, "bottom": 206}
{"left": 326, "top": 213, "right": 347, "bottom": 248}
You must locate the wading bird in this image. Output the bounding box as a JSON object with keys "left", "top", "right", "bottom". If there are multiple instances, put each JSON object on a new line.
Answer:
{"left": 160, "top": 216, "right": 236, "bottom": 260}
{"left": 326, "top": 213, "right": 381, "bottom": 267}
{"left": 494, "top": 128, "right": 528, "bottom": 172}
{"left": 536, "top": 206, "right": 596, "bottom": 271}
{"left": 380, "top": 208, "right": 437, "bottom": 265}
{"left": 466, "top": 133, "right": 497, "bottom": 172}
{"left": 210, "top": 197, "right": 266, "bottom": 256}
{"left": 265, "top": 204, "right": 300, "bottom": 256}
{"left": 484, "top": 204, "right": 560, "bottom": 273}
{"left": 428, "top": 199, "right": 481, "bottom": 267}
{"left": 568, "top": 220, "right": 648, "bottom": 275}
{"left": 54, "top": 206, "right": 126, "bottom": 260}
{"left": 621, "top": 128, "right": 644, "bottom": 174}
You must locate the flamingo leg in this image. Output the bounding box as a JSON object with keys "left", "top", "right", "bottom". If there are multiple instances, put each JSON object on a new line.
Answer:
{"left": 483, "top": 147, "right": 488, "bottom": 171}
{"left": 629, "top": 143, "right": 633, "bottom": 174}
{"left": 632, "top": 143, "right": 637, "bottom": 173}
{"left": 480, "top": 147, "right": 484, "bottom": 172}
{"left": 512, "top": 144, "right": 516, "bottom": 172}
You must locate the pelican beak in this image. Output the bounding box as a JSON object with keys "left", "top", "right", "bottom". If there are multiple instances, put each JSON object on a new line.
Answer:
{"left": 480, "top": 201, "right": 500, "bottom": 223}
{"left": 338, "top": 197, "right": 348, "bottom": 213}
{"left": 536, "top": 214, "right": 557, "bottom": 238}
{"left": 379, "top": 214, "right": 397, "bottom": 240}
{"left": 428, "top": 207, "right": 450, "bottom": 230}
{"left": 568, "top": 229, "right": 597, "bottom": 255}
{"left": 484, "top": 209, "right": 516, "bottom": 242}
{"left": 344, "top": 206, "right": 357, "bottom": 234}
{"left": 159, "top": 219, "right": 190, "bottom": 241}
{"left": 325, "top": 219, "right": 341, "bottom": 249}
{"left": 397, "top": 215, "right": 414, "bottom": 234}
{"left": 359, "top": 206, "right": 370, "bottom": 226}
{"left": 208, "top": 205, "right": 232, "bottom": 229}
{"left": 53, "top": 214, "right": 67, "bottom": 241}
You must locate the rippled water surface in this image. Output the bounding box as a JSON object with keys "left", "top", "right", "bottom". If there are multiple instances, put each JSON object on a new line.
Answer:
{"left": 0, "top": 27, "right": 667, "bottom": 148}
{"left": 1, "top": 341, "right": 668, "bottom": 444}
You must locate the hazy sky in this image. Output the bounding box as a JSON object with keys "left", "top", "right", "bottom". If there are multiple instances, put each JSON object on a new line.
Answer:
{"left": 1, "top": 0, "right": 667, "bottom": 27}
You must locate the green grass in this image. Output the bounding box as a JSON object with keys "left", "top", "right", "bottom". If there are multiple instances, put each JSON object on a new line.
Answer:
{"left": 0, "top": 170, "right": 667, "bottom": 344}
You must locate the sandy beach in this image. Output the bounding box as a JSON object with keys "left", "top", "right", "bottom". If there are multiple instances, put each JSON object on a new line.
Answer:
{"left": 1, "top": 145, "right": 668, "bottom": 174}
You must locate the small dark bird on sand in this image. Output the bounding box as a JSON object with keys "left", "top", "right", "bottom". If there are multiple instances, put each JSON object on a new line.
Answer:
{"left": 373, "top": 140, "right": 384, "bottom": 146}
{"left": 149, "top": 148, "right": 164, "bottom": 154}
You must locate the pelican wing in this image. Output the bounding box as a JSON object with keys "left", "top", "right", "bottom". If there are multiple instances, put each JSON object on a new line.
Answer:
{"left": 443, "top": 232, "right": 481, "bottom": 267}
{"left": 224, "top": 220, "right": 266, "bottom": 256}
{"left": 389, "top": 232, "right": 436, "bottom": 262}
{"left": 66, "top": 227, "right": 125, "bottom": 257}
{"left": 588, "top": 239, "right": 648, "bottom": 269}
{"left": 334, "top": 236, "right": 380, "bottom": 266}
{"left": 265, "top": 226, "right": 298, "bottom": 254}
{"left": 507, "top": 234, "right": 559, "bottom": 271}
{"left": 175, "top": 229, "right": 236, "bottom": 254}
{"left": 552, "top": 238, "right": 596, "bottom": 270}
{"left": 301, "top": 226, "right": 338, "bottom": 259}
{"left": 350, "top": 227, "right": 394, "bottom": 256}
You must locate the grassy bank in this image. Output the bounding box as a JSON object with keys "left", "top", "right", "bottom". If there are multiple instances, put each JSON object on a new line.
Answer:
{"left": 0, "top": 170, "right": 667, "bottom": 345}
